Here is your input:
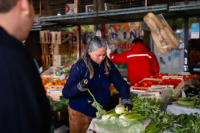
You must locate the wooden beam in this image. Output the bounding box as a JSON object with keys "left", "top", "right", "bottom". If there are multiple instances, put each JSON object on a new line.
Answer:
{"left": 40, "top": 0, "right": 42, "bottom": 16}
{"left": 74, "top": 0, "right": 81, "bottom": 59}
{"left": 74, "top": 0, "right": 78, "bottom": 14}
{"left": 145, "top": 0, "right": 147, "bottom": 7}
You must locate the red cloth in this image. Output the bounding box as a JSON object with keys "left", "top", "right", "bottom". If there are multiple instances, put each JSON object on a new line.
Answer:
{"left": 109, "top": 42, "right": 159, "bottom": 84}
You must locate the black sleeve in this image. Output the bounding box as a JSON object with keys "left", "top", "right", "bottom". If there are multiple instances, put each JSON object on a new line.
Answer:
{"left": 0, "top": 51, "right": 51, "bottom": 133}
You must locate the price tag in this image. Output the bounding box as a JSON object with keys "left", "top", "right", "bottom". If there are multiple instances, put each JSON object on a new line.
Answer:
{"left": 59, "top": 74, "right": 66, "bottom": 81}
{"left": 138, "top": 92, "right": 160, "bottom": 99}
{"left": 49, "top": 90, "right": 61, "bottom": 95}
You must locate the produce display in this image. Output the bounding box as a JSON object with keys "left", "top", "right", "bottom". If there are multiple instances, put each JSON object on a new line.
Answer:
{"left": 144, "top": 13, "right": 179, "bottom": 54}
{"left": 160, "top": 78, "right": 182, "bottom": 88}
{"left": 143, "top": 112, "right": 200, "bottom": 133}
{"left": 48, "top": 96, "right": 69, "bottom": 131}
{"left": 48, "top": 96, "right": 69, "bottom": 112}
{"left": 174, "top": 95, "right": 200, "bottom": 108}
{"left": 42, "top": 78, "right": 67, "bottom": 90}
{"left": 52, "top": 66, "right": 71, "bottom": 77}
{"left": 182, "top": 75, "right": 193, "bottom": 80}
{"left": 44, "top": 78, "right": 67, "bottom": 86}
{"left": 134, "top": 80, "right": 161, "bottom": 88}
{"left": 96, "top": 95, "right": 163, "bottom": 132}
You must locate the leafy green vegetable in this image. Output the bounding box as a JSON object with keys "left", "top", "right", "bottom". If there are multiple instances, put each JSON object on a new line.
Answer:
{"left": 87, "top": 89, "right": 106, "bottom": 118}
{"left": 131, "top": 97, "right": 163, "bottom": 122}
{"left": 59, "top": 96, "right": 69, "bottom": 107}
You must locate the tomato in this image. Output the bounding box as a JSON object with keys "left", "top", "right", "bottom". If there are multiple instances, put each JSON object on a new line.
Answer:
{"left": 147, "top": 80, "right": 153, "bottom": 85}
{"left": 159, "top": 73, "right": 163, "bottom": 77}
{"left": 184, "top": 77, "right": 188, "bottom": 80}
{"left": 188, "top": 77, "right": 193, "bottom": 80}
{"left": 194, "top": 74, "right": 198, "bottom": 78}
{"left": 164, "top": 73, "right": 168, "bottom": 76}
{"left": 134, "top": 83, "right": 140, "bottom": 87}
{"left": 143, "top": 82, "right": 148, "bottom": 87}
{"left": 156, "top": 73, "right": 159, "bottom": 78}
{"left": 150, "top": 75, "right": 155, "bottom": 78}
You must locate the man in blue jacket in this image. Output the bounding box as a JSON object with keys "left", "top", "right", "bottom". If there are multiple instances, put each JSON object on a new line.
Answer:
{"left": 0, "top": 0, "right": 50, "bottom": 133}
{"left": 62, "top": 36, "right": 133, "bottom": 133}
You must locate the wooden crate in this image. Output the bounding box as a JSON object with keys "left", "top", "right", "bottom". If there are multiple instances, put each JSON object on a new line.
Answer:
{"left": 171, "top": 90, "right": 181, "bottom": 98}
{"left": 130, "top": 78, "right": 162, "bottom": 91}
{"left": 50, "top": 44, "right": 71, "bottom": 55}
{"left": 184, "top": 80, "right": 194, "bottom": 85}
{"left": 138, "top": 92, "right": 161, "bottom": 100}
{"left": 41, "top": 55, "right": 51, "bottom": 66}
{"left": 57, "top": 110, "right": 68, "bottom": 121}
{"left": 162, "top": 76, "right": 184, "bottom": 97}
{"left": 50, "top": 31, "right": 72, "bottom": 45}
{"left": 40, "top": 30, "right": 50, "bottom": 44}
{"left": 41, "top": 44, "right": 49, "bottom": 55}
{"left": 52, "top": 55, "right": 68, "bottom": 66}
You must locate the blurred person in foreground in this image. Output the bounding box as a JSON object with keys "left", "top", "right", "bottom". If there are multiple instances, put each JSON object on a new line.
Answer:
{"left": 108, "top": 38, "right": 160, "bottom": 85}
{"left": 0, "top": 0, "right": 50, "bottom": 133}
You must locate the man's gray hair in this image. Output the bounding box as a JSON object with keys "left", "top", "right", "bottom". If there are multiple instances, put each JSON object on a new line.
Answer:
{"left": 82, "top": 36, "right": 111, "bottom": 79}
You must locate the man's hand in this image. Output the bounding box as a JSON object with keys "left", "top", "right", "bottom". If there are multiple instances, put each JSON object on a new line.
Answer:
{"left": 121, "top": 99, "right": 133, "bottom": 113}
{"left": 77, "top": 79, "right": 88, "bottom": 91}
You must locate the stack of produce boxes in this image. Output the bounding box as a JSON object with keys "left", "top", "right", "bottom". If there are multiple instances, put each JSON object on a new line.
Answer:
{"left": 49, "top": 31, "right": 73, "bottom": 66}
{"left": 41, "top": 65, "right": 71, "bottom": 101}
{"left": 40, "top": 30, "right": 51, "bottom": 71}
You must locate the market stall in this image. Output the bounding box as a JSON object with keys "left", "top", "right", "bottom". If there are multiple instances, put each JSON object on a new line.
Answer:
{"left": 27, "top": 0, "right": 200, "bottom": 132}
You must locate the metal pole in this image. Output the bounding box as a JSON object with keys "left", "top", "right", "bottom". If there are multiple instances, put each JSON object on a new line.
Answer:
{"left": 183, "top": 0, "right": 189, "bottom": 71}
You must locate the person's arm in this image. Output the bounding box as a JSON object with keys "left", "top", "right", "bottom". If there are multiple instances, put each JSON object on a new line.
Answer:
{"left": 109, "top": 60, "right": 130, "bottom": 99}
{"left": 150, "top": 53, "right": 160, "bottom": 75}
{"left": 62, "top": 64, "right": 86, "bottom": 99}
{"left": 109, "top": 51, "right": 128, "bottom": 65}
{"left": 109, "top": 60, "right": 133, "bottom": 111}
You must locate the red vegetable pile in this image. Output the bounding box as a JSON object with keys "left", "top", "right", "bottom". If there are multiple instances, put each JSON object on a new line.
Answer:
{"left": 160, "top": 78, "right": 182, "bottom": 88}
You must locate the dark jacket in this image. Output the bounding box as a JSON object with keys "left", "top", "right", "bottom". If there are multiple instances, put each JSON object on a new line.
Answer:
{"left": 110, "top": 42, "right": 160, "bottom": 84}
{"left": 0, "top": 27, "right": 50, "bottom": 133}
{"left": 62, "top": 59, "right": 130, "bottom": 117}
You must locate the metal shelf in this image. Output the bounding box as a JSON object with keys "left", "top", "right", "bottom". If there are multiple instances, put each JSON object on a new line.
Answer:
{"left": 31, "top": 22, "right": 58, "bottom": 31}
{"left": 40, "top": 5, "right": 168, "bottom": 25}
{"left": 168, "top": 4, "right": 200, "bottom": 18}
{"left": 40, "top": 4, "right": 200, "bottom": 25}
